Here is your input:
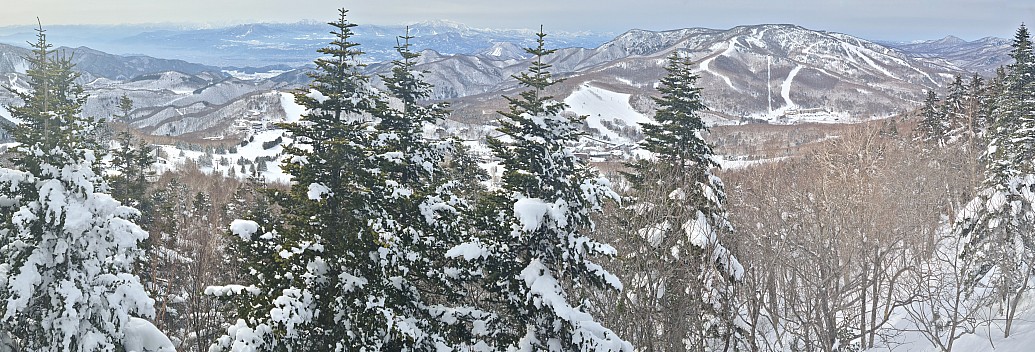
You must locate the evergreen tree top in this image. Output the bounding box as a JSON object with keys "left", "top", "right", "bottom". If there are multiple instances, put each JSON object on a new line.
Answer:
{"left": 638, "top": 51, "right": 715, "bottom": 172}
{"left": 494, "top": 26, "right": 576, "bottom": 150}
{"left": 1010, "top": 24, "right": 1032, "bottom": 64}
{"left": 295, "top": 8, "right": 371, "bottom": 127}
{"left": 5, "top": 24, "right": 93, "bottom": 176}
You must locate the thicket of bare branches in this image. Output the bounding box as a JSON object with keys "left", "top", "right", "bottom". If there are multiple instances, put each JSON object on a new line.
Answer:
{"left": 136, "top": 166, "right": 268, "bottom": 351}
{"left": 593, "top": 121, "right": 986, "bottom": 352}
{"left": 724, "top": 124, "right": 979, "bottom": 351}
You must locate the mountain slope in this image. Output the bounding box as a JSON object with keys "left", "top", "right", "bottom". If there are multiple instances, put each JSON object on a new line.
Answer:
{"left": 885, "top": 36, "right": 1012, "bottom": 75}
{"left": 418, "top": 24, "right": 962, "bottom": 123}
{"left": 0, "top": 21, "right": 613, "bottom": 67}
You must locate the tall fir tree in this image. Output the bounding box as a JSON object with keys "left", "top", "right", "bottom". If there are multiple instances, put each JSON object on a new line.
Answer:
{"left": 1008, "top": 24, "right": 1035, "bottom": 171}
{"left": 212, "top": 10, "right": 469, "bottom": 351}
{"left": 916, "top": 90, "right": 947, "bottom": 145}
{"left": 449, "top": 27, "right": 631, "bottom": 351}
{"left": 621, "top": 51, "right": 745, "bottom": 351}
{"left": 942, "top": 75, "right": 967, "bottom": 135}
{"left": 954, "top": 24, "right": 1035, "bottom": 338}
{"left": 0, "top": 25, "right": 156, "bottom": 350}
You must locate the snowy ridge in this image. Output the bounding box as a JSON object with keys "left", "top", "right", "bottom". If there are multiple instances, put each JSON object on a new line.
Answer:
{"left": 432, "top": 23, "right": 962, "bottom": 124}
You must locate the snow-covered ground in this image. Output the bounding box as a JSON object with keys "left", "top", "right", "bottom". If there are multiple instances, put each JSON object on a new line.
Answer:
{"left": 153, "top": 91, "right": 302, "bottom": 183}
{"left": 865, "top": 291, "right": 1035, "bottom": 352}
{"left": 222, "top": 69, "right": 289, "bottom": 80}
{"left": 564, "top": 83, "right": 651, "bottom": 144}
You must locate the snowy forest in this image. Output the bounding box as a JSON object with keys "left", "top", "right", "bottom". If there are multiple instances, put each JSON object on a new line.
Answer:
{"left": 2, "top": 7, "right": 1035, "bottom": 352}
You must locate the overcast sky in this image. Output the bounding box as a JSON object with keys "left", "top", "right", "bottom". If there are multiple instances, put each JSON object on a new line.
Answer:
{"left": 2, "top": 0, "right": 1033, "bottom": 41}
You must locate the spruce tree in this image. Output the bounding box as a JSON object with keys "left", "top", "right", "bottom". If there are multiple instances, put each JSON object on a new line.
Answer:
{"left": 955, "top": 24, "right": 1035, "bottom": 338}
{"left": 916, "top": 90, "right": 946, "bottom": 145}
{"left": 620, "top": 51, "right": 744, "bottom": 351}
{"left": 0, "top": 25, "right": 156, "bottom": 351}
{"left": 450, "top": 27, "right": 631, "bottom": 351}
{"left": 1008, "top": 24, "right": 1035, "bottom": 170}
{"left": 942, "top": 75, "right": 967, "bottom": 136}
{"left": 212, "top": 10, "right": 468, "bottom": 351}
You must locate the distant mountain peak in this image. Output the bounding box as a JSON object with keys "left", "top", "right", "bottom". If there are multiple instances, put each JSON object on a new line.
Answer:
{"left": 935, "top": 35, "right": 966, "bottom": 45}
{"left": 409, "top": 19, "right": 471, "bottom": 32}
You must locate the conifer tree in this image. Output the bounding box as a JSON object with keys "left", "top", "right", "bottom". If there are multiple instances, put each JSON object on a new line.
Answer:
{"left": 954, "top": 24, "right": 1035, "bottom": 338}
{"left": 212, "top": 10, "right": 469, "bottom": 351}
{"left": 0, "top": 25, "right": 156, "bottom": 351}
{"left": 449, "top": 27, "right": 631, "bottom": 351}
{"left": 364, "top": 26, "right": 473, "bottom": 348}
{"left": 942, "top": 75, "right": 967, "bottom": 135}
{"left": 1008, "top": 24, "right": 1035, "bottom": 170}
{"left": 116, "top": 94, "right": 133, "bottom": 121}
{"left": 916, "top": 90, "right": 947, "bottom": 144}
{"left": 107, "top": 131, "right": 154, "bottom": 209}
{"left": 619, "top": 51, "right": 744, "bottom": 351}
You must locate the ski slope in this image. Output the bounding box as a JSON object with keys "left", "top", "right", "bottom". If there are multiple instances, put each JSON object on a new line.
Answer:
{"left": 564, "top": 83, "right": 651, "bottom": 144}
{"left": 781, "top": 65, "right": 802, "bottom": 109}
{"left": 699, "top": 42, "right": 738, "bottom": 90}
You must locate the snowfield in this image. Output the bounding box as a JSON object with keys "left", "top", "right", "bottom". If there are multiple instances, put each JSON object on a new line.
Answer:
{"left": 564, "top": 83, "right": 651, "bottom": 144}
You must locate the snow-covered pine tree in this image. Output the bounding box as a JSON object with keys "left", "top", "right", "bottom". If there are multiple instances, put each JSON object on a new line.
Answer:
{"left": 448, "top": 27, "right": 631, "bottom": 351}
{"left": 942, "top": 75, "right": 967, "bottom": 136}
{"left": 107, "top": 130, "right": 155, "bottom": 209}
{"left": 210, "top": 8, "right": 376, "bottom": 350}
{"left": 916, "top": 90, "right": 947, "bottom": 145}
{"left": 362, "top": 27, "right": 475, "bottom": 348}
{"left": 955, "top": 24, "right": 1035, "bottom": 338}
{"left": 984, "top": 67, "right": 1008, "bottom": 130}
{"left": 620, "top": 51, "right": 744, "bottom": 352}
{"left": 1008, "top": 25, "right": 1035, "bottom": 170}
{"left": 442, "top": 139, "right": 490, "bottom": 201}
{"left": 0, "top": 25, "right": 157, "bottom": 351}
{"left": 211, "top": 10, "right": 469, "bottom": 351}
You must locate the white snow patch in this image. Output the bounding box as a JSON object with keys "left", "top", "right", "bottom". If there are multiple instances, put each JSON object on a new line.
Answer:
{"left": 684, "top": 211, "right": 712, "bottom": 248}
{"left": 230, "top": 219, "right": 260, "bottom": 241}
{"left": 122, "top": 317, "right": 176, "bottom": 352}
{"left": 307, "top": 182, "right": 332, "bottom": 200}
{"left": 280, "top": 91, "right": 305, "bottom": 123}
{"left": 513, "top": 197, "right": 569, "bottom": 232}
{"left": 223, "top": 69, "right": 288, "bottom": 80}
{"left": 446, "top": 241, "right": 490, "bottom": 261}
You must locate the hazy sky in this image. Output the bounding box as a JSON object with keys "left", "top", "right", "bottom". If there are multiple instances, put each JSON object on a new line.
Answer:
{"left": 2, "top": 0, "right": 1033, "bottom": 41}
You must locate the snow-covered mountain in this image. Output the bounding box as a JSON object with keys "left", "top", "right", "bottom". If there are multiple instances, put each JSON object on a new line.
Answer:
{"left": 0, "top": 43, "right": 223, "bottom": 81}
{"left": 884, "top": 36, "right": 1012, "bottom": 75}
{"left": 0, "top": 23, "right": 1008, "bottom": 145}
{"left": 0, "top": 44, "right": 246, "bottom": 137}
{"left": 0, "top": 21, "right": 614, "bottom": 68}
{"left": 413, "top": 24, "right": 966, "bottom": 127}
